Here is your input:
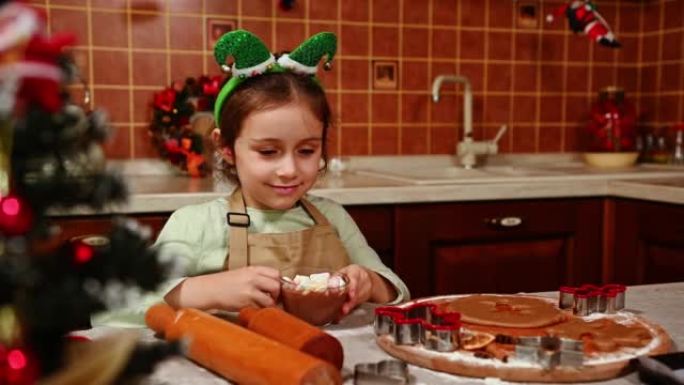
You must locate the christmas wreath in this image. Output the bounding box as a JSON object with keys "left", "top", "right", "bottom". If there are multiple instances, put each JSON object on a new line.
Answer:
{"left": 150, "top": 75, "right": 224, "bottom": 177}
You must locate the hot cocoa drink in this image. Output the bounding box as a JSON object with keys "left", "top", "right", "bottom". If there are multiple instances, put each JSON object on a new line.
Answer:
{"left": 280, "top": 272, "right": 348, "bottom": 326}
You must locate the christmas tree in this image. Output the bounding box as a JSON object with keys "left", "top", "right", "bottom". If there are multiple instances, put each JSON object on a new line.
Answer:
{"left": 1, "top": 2, "right": 176, "bottom": 383}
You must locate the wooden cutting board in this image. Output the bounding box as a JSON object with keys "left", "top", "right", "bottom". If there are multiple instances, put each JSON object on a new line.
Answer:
{"left": 376, "top": 294, "right": 672, "bottom": 383}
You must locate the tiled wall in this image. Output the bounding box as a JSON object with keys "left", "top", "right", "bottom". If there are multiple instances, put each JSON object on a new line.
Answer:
{"left": 32, "top": 0, "right": 683, "bottom": 158}
{"left": 640, "top": 0, "right": 683, "bottom": 136}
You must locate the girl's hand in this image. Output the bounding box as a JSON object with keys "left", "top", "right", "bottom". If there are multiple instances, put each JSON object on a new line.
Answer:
{"left": 165, "top": 265, "right": 281, "bottom": 312}
{"left": 337, "top": 264, "right": 373, "bottom": 315}
{"left": 212, "top": 266, "right": 281, "bottom": 310}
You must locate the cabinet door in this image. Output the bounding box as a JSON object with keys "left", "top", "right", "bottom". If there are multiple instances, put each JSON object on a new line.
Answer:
{"left": 611, "top": 199, "right": 684, "bottom": 284}
{"left": 434, "top": 239, "right": 566, "bottom": 295}
{"left": 345, "top": 205, "right": 394, "bottom": 269}
{"left": 47, "top": 214, "right": 169, "bottom": 247}
{"left": 395, "top": 199, "right": 603, "bottom": 298}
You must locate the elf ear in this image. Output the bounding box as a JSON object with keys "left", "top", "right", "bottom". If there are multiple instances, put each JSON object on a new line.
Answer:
{"left": 213, "top": 29, "right": 279, "bottom": 127}
{"left": 214, "top": 29, "right": 274, "bottom": 75}
{"left": 276, "top": 32, "right": 337, "bottom": 75}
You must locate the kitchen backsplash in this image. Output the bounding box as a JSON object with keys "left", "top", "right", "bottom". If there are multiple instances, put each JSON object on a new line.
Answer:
{"left": 32, "top": 0, "right": 683, "bottom": 158}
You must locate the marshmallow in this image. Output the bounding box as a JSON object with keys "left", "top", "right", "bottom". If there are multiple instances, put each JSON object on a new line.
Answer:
{"left": 287, "top": 272, "right": 345, "bottom": 292}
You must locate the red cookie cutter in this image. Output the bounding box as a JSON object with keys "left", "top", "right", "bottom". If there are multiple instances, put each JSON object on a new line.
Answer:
{"left": 559, "top": 283, "right": 626, "bottom": 316}
{"left": 374, "top": 302, "right": 461, "bottom": 352}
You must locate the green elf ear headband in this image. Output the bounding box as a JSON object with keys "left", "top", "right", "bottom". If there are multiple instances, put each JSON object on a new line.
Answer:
{"left": 213, "top": 29, "right": 337, "bottom": 127}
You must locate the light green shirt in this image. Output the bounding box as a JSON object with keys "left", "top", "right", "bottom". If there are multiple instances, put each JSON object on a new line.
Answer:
{"left": 93, "top": 194, "right": 410, "bottom": 327}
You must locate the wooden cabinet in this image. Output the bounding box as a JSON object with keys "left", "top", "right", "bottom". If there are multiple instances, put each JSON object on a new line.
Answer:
{"left": 609, "top": 199, "right": 684, "bottom": 285}
{"left": 393, "top": 199, "right": 604, "bottom": 298}
{"left": 346, "top": 205, "right": 395, "bottom": 269}
{"left": 49, "top": 208, "right": 396, "bottom": 268}
{"left": 46, "top": 197, "right": 684, "bottom": 298}
{"left": 48, "top": 214, "right": 169, "bottom": 247}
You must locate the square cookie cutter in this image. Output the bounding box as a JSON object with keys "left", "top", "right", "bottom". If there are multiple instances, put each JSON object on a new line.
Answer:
{"left": 374, "top": 303, "right": 462, "bottom": 352}
{"left": 354, "top": 359, "right": 409, "bottom": 385}
{"left": 512, "top": 335, "right": 584, "bottom": 369}
{"left": 559, "top": 283, "right": 626, "bottom": 316}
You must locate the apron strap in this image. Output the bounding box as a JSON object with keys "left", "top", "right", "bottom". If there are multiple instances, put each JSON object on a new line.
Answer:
{"left": 299, "top": 197, "right": 331, "bottom": 226}
{"left": 225, "top": 188, "right": 249, "bottom": 270}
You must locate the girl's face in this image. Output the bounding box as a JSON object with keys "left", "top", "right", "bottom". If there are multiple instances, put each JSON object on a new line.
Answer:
{"left": 227, "top": 102, "right": 324, "bottom": 210}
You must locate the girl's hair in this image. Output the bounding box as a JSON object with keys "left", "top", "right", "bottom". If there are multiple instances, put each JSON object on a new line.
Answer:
{"left": 216, "top": 71, "right": 331, "bottom": 183}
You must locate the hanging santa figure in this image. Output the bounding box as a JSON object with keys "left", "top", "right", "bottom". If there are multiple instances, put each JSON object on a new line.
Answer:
{"left": 0, "top": 1, "right": 75, "bottom": 115}
{"left": 546, "top": 1, "right": 621, "bottom": 48}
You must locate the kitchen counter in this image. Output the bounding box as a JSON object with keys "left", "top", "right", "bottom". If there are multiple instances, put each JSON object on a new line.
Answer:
{"left": 60, "top": 155, "right": 684, "bottom": 215}
{"left": 81, "top": 282, "right": 684, "bottom": 385}
{"left": 610, "top": 178, "right": 684, "bottom": 205}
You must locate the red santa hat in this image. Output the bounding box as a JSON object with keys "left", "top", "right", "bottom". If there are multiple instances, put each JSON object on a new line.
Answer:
{"left": 0, "top": 1, "right": 75, "bottom": 114}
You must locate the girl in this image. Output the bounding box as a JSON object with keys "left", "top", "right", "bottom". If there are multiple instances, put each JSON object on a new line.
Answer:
{"left": 155, "top": 30, "right": 409, "bottom": 318}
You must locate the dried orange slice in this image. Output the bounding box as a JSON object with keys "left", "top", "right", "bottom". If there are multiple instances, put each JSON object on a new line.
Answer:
{"left": 460, "top": 330, "right": 496, "bottom": 350}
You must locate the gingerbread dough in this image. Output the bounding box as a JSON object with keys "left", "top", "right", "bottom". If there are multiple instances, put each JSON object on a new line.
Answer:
{"left": 547, "top": 317, "right": 653, "bottom": 352}
{"left": 439, "top": 294, "right": 566, "bottom": 328}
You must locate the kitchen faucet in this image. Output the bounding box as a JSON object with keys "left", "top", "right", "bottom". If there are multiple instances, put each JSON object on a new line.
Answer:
{"left": 431, "top": 75, "right": 507, "bottom": 169}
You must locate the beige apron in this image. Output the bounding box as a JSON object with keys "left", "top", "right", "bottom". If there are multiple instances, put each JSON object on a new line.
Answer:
{"left": 223, "top": 189, "right": 350, "bottom": 276}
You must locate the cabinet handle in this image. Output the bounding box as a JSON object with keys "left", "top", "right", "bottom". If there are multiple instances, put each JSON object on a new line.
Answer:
{"left": 485, "top": 216, "right": 523, "bottom": 229}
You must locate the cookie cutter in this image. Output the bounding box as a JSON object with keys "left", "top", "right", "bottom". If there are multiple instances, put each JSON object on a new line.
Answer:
{"left": 354, "top": 359, "right": 409, "bottom": 385}
{"left": 559, "top": 283, "right": 626, "bottom": 316}
{"left": 512, "top": 335, "right": 584, "bottom": 369}
{"left": 374, "top": 303, "right": 462, "bottom": 352}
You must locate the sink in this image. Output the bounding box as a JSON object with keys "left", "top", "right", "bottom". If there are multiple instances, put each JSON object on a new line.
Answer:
{"left": 354, "top": 165, "right": 564, "bottom": 185}
{"left": 353, "top": 163, "right": 684, "bottom": 185}
{"left": 341, "top": 155, "right": 684, "bottom": 186}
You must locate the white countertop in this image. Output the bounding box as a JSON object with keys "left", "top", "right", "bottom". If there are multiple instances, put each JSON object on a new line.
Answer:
{"left": 81, "top": 282, "right": 684, "bottom": 385}
{"left": 58, "top": 155, "right": 684, "bottom": 215}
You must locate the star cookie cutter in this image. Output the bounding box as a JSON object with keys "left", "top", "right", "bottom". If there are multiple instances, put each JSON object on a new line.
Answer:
{"left": 354, "top": 359, "right": 409, "bottom": 385}
{"left": 512, "top": 335, "right": 584, "bottom": 369}
{"left": 374, "top": 303, "right": 462, "bottom": 352}
{"left": 559, "top": 283, "right": 626, "bottom": 316}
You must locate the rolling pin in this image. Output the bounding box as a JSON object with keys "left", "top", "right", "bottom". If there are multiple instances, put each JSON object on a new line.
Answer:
{"left": 238, "top": 307, "right": 344, "bottom": 370}
{"left": 145, "top": 303, "right": 341, "bottom": 385}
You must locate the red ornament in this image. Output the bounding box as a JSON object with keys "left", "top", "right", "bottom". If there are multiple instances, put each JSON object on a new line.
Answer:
{"left": 7, "top": 349, "right": 27, "bottom": 371}
{"left": 1, "top": 346, "right": 39, "bottom": 385}
{"left": 0, "top": 344, "right": 6, "bottom": 379}
{"left": 201, "top": 76, "right": 222, "bottom": 96}
{"left": 163, "top": 138, "right": 181, "bottom": 154}
{"left": 153, "top": 88, "right": 176, "bottom": 113}
{"left": 73, "top": 242, "right": 94, "bottom": 264}
{"left": 0, "top": 195, "right": 34, "bottom": 236}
